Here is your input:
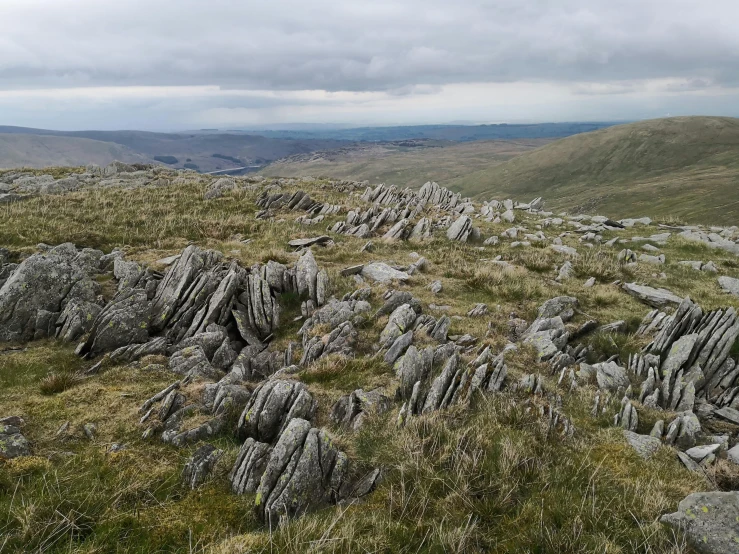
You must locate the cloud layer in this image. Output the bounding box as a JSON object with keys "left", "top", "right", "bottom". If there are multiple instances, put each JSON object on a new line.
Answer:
{"left": 1, "top": 0, "right": 739, "bottom": 129}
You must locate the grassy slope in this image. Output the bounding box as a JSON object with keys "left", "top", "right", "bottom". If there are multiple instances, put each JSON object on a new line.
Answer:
{"left": 0, "top": 134, "right": 155, "bottom": 169}
{"left": 450, "top": 116, "right": 739, "bottom": 224}
{"left": 263, "top": 139, "right": 551, "bottom": 189}
{"left": 3, "top": 174, "right": 739, "bottom": 552}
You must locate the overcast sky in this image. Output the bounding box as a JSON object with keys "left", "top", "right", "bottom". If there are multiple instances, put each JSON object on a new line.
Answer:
{"left": 2, "top": 0, "right": 739, "bottom": 130}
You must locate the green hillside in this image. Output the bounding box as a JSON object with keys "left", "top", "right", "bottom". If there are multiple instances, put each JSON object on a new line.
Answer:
{"left": 452, "top": 116, "right": 739, "bottom": 223}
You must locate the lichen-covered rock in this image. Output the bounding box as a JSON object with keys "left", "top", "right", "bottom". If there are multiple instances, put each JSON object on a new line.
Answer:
{"left": 254, "top": 418, "right": 349, "bottom": 525}
{"left": 623, "top": 430, "right": 662, "bottom": 459}
{"left": 661, "top": 491, "right": 739, "bottom": 554}
{"left": 55, "top": 299, "right": 101, "bottom": 342}
{"left": 182, "top": 444, "right": 223, "bottom": 489}
{"left": 380, "top": 304, "right": 417, "bottom": 347}
{"left": 230, "top": 438, "right": 273, "bottom": 494}
{"left": 169, "top": 345, "right": 220, "bottom": 379}
{"left": 78, "top": 289, "right": 151, "bottom": 357}
{"left": 109, "top": 337, "right": 169, "bottom": 363}
{"left": 538, "top": 296, "right": 578, "bottom": 321}
{"left": 0, "top": 422, "right": 30, "bottom": 459}
{"left": 0, "top": 243, "right": 100, "bottom": 342}
{"left": 237, "top": 379, "right": 316, "bottom": 444}
{"left": 300, "top": 321, "right": 357, "bottom": 365}
{"left": 330, "top": 389, "right": 391, "bottom": 430}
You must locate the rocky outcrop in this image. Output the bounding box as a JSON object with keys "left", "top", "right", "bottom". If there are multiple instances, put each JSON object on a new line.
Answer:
{"left": 253, "top": 418, "right": 349, "bottom": 525}
{"left": 237, "top": 380, "right": 316, "bottom": 444}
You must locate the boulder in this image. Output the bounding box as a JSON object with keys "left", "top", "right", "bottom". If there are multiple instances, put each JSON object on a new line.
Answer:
{"left": 78, "top": 289, "right": 151, "bottom": 357}
{"left": 0, "top": 244, "right": 100, "bottom": 342}
{"left": 538, "top": 296, "right": 578, "bottom": 321}
{"left": 0, "top": 422, "right": 30, "bottom": 459}
{"left": 661, "top": 492, "right": 739, "bottom": 554}
{"left": 623, "top": 430, "right": 661, "bottom": 459}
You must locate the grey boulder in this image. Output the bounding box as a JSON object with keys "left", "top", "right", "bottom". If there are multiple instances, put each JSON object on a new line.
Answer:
{"left": 661, "top": 491, "right": 739, "bottom": 554}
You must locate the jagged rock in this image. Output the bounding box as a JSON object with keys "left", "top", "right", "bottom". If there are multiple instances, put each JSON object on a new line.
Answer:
{"left": 384, "top": 331, "right": 414, "bottom": 364}
{"left": 429, "top": 315, "right": 450, "bottom": 342}
{"left": 428, "top": 280, "right": 443, "bottom": 294}
{"left": 623, "top": 430, "right": 662, "bottom": 459}
{"left": 598, "top": 320, "right": 627, "bottom": 334}
{"left": 301, "top": 321, "right": 357, "bottom": 365}
{"left": 685, "top": 444, "right": 721, "bottom": 462}
{"left": 727, "top": 444, "right": 739, "bottom": 464}
{"left": 380, "top": 304, "right": 417, "bottom": 347}
{"left": 467, "top": 303, "right": 488, "bottom": 317}
{"left": 376, "top": 291, "right": 421, "bottom": 318}
{"left": 109, "top": 337, "right": 168, "bottom": 363}
{"left": 230, "top": 438, "right": 273, "bottom": 494}
{"left": 0, "top": 244, "right": 101, "bottom": 342}
{"left": 175, "top": 327, "right": 227, "bottom": 360}
{"left": 55, "top": 299, "right": 101, "bottom": 342}
{"left": 182, "top": 444, "right": 223, "bottom": 489}
{"left": 592, "top": 361, "right": 629, "bottom": 392}
{"left": 409, "top": 218, "right": 432, "bottom": 241}
{"left": 665, "top": 411, "right": 701, "bottom": 450}
{"left": 78, "top": 289, "right": 151, "bottom": 357}
{"left": 150, "top": 245, "right": 223, "bottom": 332}
{"left": 616, "top": 398, "right": 638, "bottom": 431}
{"left": 330, "top": 389, "right": 391, "bottom": 430}
{"left": 538, "top": 296, "right": 578, "bottom": 321}
{"left": 166, "top": 418, "right": 224, "bottom": 447}
{"left": 446, "top": 215, "right": 473, "bottom": 242}
{"left": 360, "top": 263, "right": 410, "bottom": 283}
{"left": 715, "top": 406, "right": 739, "bottom": 425}
{"left": 661, "top": 491, "right": 739, "bottom": 554}
{"left": 395, "top": 345, "right": 425, "bottom": 401}
{"left": 254, "top": 418, "right": 349, "bottom": 525}
{"left": 237, "top": 379, "right": 316, "bottom": 443}
{"left": 556, "top": 261, "right": 573, "bottom": 281}
{"left": 169, "top": 346, "right": 220, "bottom": 379}
{"left": 0, "top": 422, "right": 30, "bottom": 459}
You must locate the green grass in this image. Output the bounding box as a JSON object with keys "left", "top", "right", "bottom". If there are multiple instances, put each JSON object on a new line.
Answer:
{"left": 2, "top": 172, "right": 738, "bottom": 552}
{"left": 266, "top": 116, "right": 739, "bottom": 224}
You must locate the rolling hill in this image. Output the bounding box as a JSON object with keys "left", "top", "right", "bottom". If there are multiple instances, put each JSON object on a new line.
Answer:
{"left": 263, "top": 139, "right": 552, "bottom": 188}
{"left": 0, "top": 126, "right": 347, "bottom": 173}
{"left": 450, "top": 116, "right": 739, "bottom": 224}
{"left": 0, "top": 133, "right": 154, "bottom": 168}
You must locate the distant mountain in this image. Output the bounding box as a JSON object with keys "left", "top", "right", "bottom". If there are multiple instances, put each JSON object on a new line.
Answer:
{"left": 0, "top": 134, "right": 153, "bottom": 169}
{"left": 0, "top": 126, "right": 347, "bottom": 173}
{"left": 236, "top": 122, "right": 618, "bottom": 142}
{"left": 450, "top": 116, "right": 739, "bottom": 224}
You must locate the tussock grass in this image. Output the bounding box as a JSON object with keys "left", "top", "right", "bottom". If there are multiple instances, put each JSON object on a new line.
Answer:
{"left": 2, "top": 175, "right": 738, "bottom": 552}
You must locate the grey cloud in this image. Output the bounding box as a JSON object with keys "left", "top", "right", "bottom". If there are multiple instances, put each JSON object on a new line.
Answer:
{"left": 2, "top": 0, "right": 739, "bottom": 92}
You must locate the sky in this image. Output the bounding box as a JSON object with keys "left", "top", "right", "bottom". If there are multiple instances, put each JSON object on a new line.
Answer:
{"left": 2, "top": 0, "right": 739, "bottom": 130}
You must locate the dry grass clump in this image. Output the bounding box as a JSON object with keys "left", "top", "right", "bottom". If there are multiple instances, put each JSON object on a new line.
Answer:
{"left": 38, "top": 371, "right": 83, "bottom": 395}
{"left": 573, "top": 248, "right": 622, "bottom": 282}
